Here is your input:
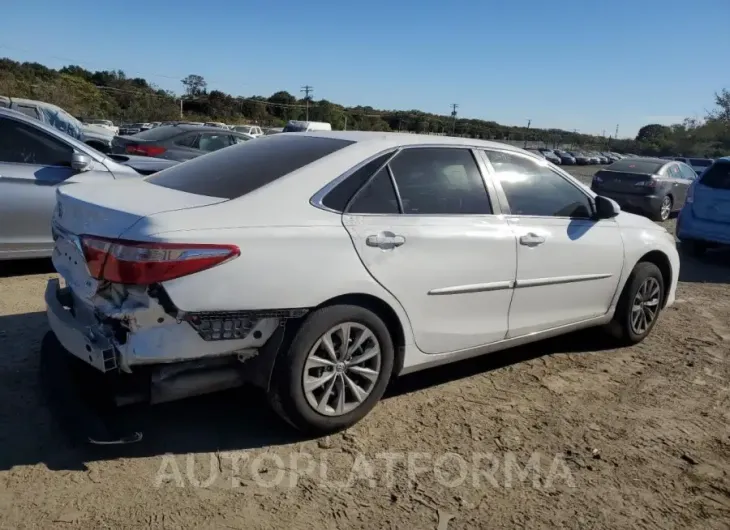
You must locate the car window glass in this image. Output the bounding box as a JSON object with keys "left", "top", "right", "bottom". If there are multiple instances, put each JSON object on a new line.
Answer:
{"left": 146, "top": 135, "right": 354, "bottom": 199}
{"left": 323, "top": 152, "right": 394, "bottom": 212}
{"left": 484, "top": 150, "right": 592, "bottom": 218}
{"left": 667, "top": 164, "right": 682, "bottom": 179}
{"left": 678, "top": 164, "right": 696, "bottom": 180}
{"left": 174, "top": 133, "right": 199, "bottom": 148}
{"left": 198, "top": 133, "right": 233, "bottom": 152}
{"left": 16, "top": 105, "right": 40, "bottom": 120}
{"left": 347, "top": 167, "right": 400, "bottom": 214}
{"left": 0, "top": 117, "right": 73, "bottom": 166}
{"left": 231, "top": 134, "right": 250, "bottom": 144}
{"left": 388, "top": 148, "right": 492, "bottom": 215}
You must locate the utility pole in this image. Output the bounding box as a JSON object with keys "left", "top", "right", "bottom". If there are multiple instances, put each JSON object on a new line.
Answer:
{"left": 179, "top": 98, "right": 183, "bottom": 119}
{"left": 524, "top": 118, "right": 531, "bottom": 148}
{"left": 301, "top": 85, "right": 313, "bottom": 121}
{"left": 615, "top": 124, "right": 619, "bottom": 139}
{"left": 450, "top": 103, "right": 459, "bottom": 135}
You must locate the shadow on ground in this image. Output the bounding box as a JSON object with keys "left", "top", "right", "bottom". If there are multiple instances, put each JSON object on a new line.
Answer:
{"left": 0, "top": 258, "right": 55, "bottom": 278}
{"left": 678, "top": 246, "right": 730, "bottom": 284}
{"left": 0, "top": 309, "right": 616, "bottom": 473}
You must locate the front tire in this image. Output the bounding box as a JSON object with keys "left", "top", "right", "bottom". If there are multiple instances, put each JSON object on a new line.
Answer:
{"left": 267, "top": 304, "right": 395, "bottom": 434}
{"left": 608, "top": 262, "right": 664, "bottom": 346}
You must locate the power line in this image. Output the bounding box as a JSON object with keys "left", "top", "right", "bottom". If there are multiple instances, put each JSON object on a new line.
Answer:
{"left": 301, "top": 85, "right": 313, "bottom": 121}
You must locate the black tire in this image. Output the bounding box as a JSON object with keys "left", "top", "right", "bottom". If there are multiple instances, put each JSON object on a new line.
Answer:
{"left": 267, "top": 304, "right": 395, "bottom": 435}
{"left": 651, "top": 195, "right": 672, "bottom": 222}
{"left": 683, "top": 240, "right": 707, "bottom": 257}
{"left": 607, "top": 262, "right": 665, "bottom": 346}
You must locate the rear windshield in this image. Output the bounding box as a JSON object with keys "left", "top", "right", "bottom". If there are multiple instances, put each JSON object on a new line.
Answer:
{"left": 689, "top": 158, "right": 713, "bottom": 167}
{"left": 145, "top": 135, "right": 355, "bottom": 199}
{"left": 699, "top": 161, "right": 730, "bottom": 190}
{"left": 606, "top": 159, "right": 664, "bottom": 174}
{"left": 130, "top": 126, "right": 183, "bottom": 141}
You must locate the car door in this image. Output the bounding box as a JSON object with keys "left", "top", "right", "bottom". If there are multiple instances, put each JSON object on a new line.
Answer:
{"left": 665, "top": 163, "right": 688, "bottom": 207}
{"left": 342, "top": 146, "right": 517, "bottom": 355}
{"left": 480, "top": 148, "right": 624, "bottom": 338}
{"left": 0, "top": 116, "right": 113, "bottom": 257}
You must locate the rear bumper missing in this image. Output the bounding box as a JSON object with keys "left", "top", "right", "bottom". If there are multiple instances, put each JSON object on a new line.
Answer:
{"left": 44, "top": 278, "right": 283, "bottom": 374}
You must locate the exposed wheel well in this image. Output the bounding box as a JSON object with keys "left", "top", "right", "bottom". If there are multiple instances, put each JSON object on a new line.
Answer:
{"left": 314, "top": 293, "right": 407, "bottom": 378}
{"left": 637, "top": 250, "right": 672, "bottom": 308}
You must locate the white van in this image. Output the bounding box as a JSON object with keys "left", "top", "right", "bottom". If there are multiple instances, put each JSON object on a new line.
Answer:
{"left": 282, "top": 120, "right": 332, "bottom": 132}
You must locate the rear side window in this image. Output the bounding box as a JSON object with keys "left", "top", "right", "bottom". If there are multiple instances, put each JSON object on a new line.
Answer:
{"left": 690, "top": 158, "right": 713, "bottom": 168}
{"left": 699, "top": 161, "right": 730, "bottom": 190}
{"left": 347, "top": 167, "right": 400, "bottom": 214}
{"left": 132, "top": 126, "right": 183, "bottom": 141}
{"left": 388, "top": 148, "right": 492, "bottom": 215}
{"left": 321, "top": 152, "right": 394, "bottom": 211}
{"left": 146, "top": 135, "right": 354, "bottom": 199}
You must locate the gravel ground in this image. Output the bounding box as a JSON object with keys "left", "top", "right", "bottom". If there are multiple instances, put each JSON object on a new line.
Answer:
{"left": 1, "top": 165, "right": 729, "bottom": 530}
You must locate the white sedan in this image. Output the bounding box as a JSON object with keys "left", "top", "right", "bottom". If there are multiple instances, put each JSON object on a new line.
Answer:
{"left": 44, "top": 131, "right": 679, "bottom": 434}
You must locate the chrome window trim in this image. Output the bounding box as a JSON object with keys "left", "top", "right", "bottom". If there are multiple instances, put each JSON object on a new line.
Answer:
{"left": 480, "top": 146, "right": 600, "bottom": 221}
{"left": 312, "top": 142, "right": 506, "bottom": 217}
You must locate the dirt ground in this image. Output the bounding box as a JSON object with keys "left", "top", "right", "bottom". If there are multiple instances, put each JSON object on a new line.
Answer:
{"left": 1, "top": 165, "right": 729, "bottom": 530}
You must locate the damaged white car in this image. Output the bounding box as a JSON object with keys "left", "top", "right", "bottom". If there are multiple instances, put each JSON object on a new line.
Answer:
{"left": 44, "top": 131, "right": 679, "bottom": 434}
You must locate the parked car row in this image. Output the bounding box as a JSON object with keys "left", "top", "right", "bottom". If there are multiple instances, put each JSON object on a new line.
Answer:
{"left": 528, "top": 148, "right": 629, "bottom": 166}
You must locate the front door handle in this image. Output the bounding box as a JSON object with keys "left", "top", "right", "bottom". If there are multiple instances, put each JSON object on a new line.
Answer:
{"left": 366, "top": 231, "right": 406, "bottom": 250}
{"left": 519, "top": 233, "right": 546, "bottom": 247}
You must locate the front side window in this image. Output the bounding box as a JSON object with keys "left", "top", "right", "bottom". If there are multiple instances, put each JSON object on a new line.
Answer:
{"left": 388, "top": 147, "right": 492, "bottom": 215}
{"left": 0, "top": 117, "right": 73, "bottom": 166}
{"left": 230, "top": 134, "right": 251, "bottom": 145}
{"left": 484, "top": 150, "right": 593, "bottom": 218}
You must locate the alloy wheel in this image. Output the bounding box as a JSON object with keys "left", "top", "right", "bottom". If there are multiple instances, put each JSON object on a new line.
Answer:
{"left": 660, "top": 197, "right": 672, "bottom": 221}
{"left": 630, "top": 277, "right": 661, "bottom": 335}
{"left": 302, "top": 322, "right": 382, "bottom": 416}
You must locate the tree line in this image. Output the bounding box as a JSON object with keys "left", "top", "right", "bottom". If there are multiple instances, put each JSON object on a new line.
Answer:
{"left": 0, "top": 57, "right": 728, "bottom": 157}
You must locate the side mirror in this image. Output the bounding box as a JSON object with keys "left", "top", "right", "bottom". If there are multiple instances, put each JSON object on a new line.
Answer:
{"left": 594, "top": 195, "right": 620, "bottom": 219}
{"left": 71, "top": 152, "right": 92, "bottom": 172}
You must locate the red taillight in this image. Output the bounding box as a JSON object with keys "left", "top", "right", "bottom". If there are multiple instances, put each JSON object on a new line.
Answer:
{"left": 125, "top": 144, "right": 167, "bottom": 157}
{"left": 80, "top": 236, "right": 239, "bottom": 285}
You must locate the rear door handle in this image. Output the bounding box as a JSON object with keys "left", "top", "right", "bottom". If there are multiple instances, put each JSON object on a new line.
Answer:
{"left": 519, "top": 233, "right": 546, "bottom": 247}
{"left": 366, "top": 231, "right": 406, "bottom": 250}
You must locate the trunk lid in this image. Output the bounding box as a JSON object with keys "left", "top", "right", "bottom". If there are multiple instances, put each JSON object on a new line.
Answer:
{"left": 53, "top": 179, "right": 227, "bottom": 239}
{"left": 594, "top": 170, "right": 653, "bottom": 194}
{"left": 692, "top": 161, "right": 730, "bottom": 223}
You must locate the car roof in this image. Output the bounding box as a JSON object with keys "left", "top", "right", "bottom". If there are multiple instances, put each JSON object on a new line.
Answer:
{"left": 292, "top": 130, "right": 530, "bottom": 152}
{"left": 151, "top": 124, "right": 246, "bottom": 133}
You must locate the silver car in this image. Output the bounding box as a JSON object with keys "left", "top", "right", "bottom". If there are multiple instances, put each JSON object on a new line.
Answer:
{"left": 0, "top": 108, "right": 165, "bottom": 260}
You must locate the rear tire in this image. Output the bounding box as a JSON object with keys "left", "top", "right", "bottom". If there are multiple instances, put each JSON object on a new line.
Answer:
{"left": 267, "top": 304, "right": 394, "bottom": 435}
{"left": 607, "top": 262, "right": 665, "bottom": 346}
{"left": 651, "top": 195, "right": 672, "bottom": 221}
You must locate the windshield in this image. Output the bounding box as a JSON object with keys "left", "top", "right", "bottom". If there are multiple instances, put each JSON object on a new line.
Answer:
{"left": 699, "top": 161, "right": 730, "bottom": 189}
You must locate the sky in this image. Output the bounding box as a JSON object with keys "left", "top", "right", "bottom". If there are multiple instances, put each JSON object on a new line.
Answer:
{"left": 1, "top": 0, "right": 728, "bottom": 138}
